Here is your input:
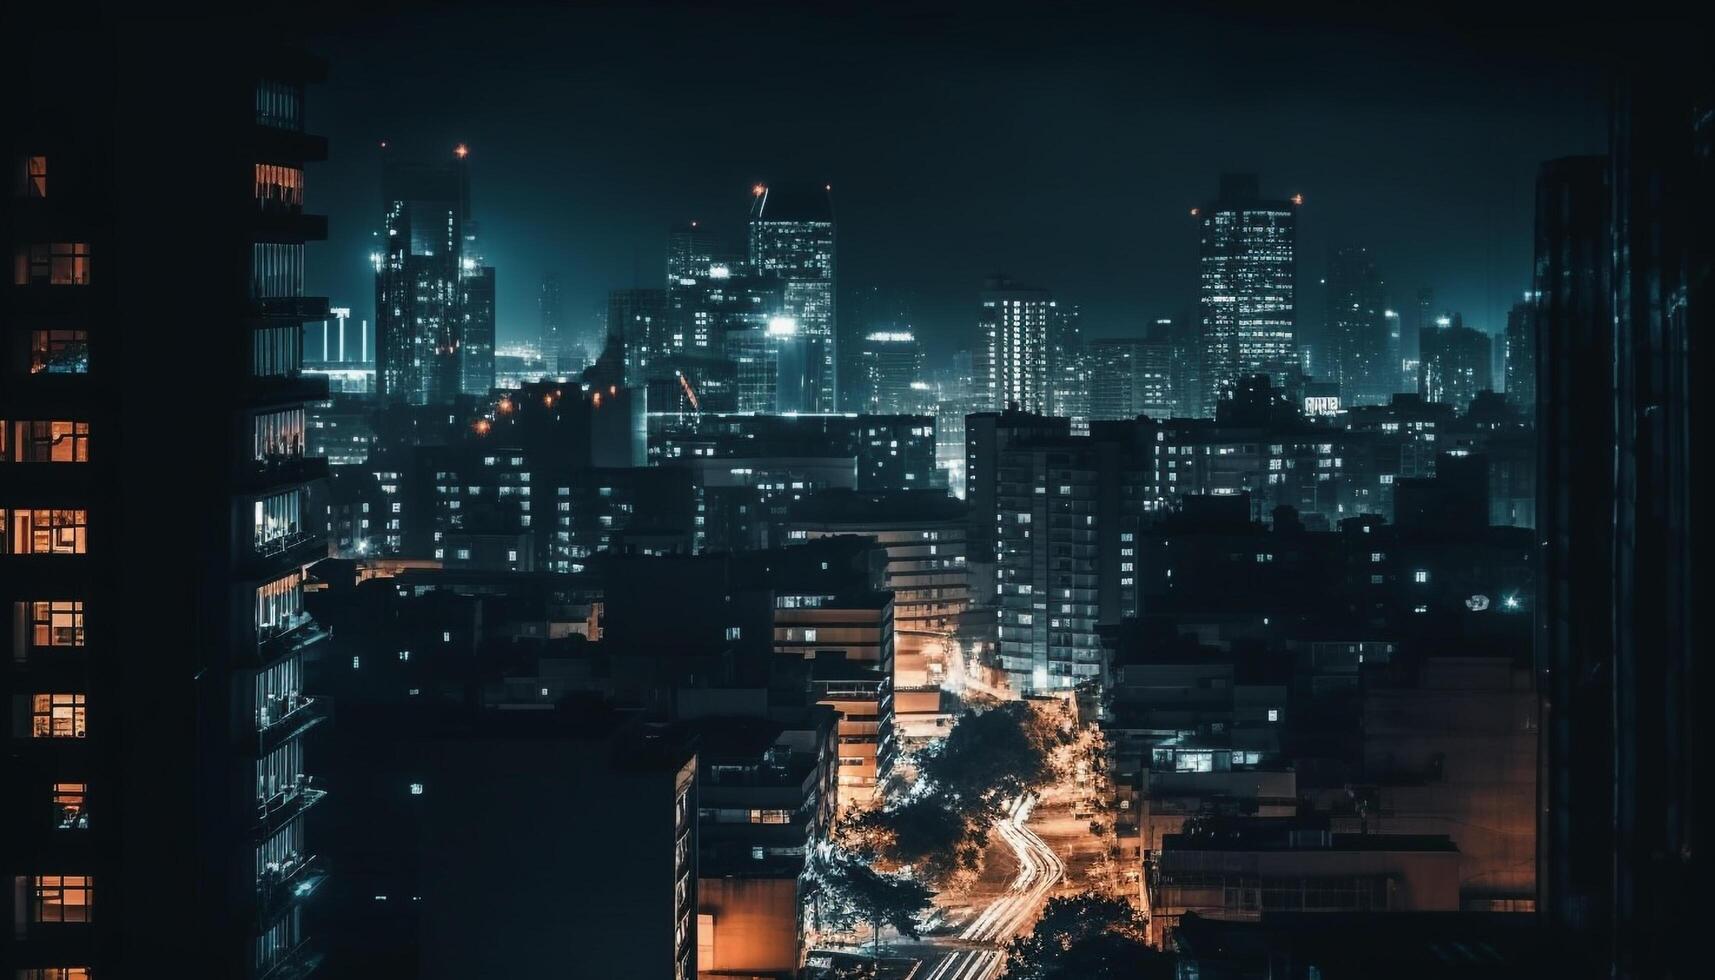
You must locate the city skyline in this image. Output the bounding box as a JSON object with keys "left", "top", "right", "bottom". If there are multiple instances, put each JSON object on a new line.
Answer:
{"left": 301, "top": 3, "right": 1608, "bottom": 359}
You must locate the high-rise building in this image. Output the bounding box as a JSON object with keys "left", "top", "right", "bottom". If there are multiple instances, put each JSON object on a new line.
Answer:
{"left": 1418, "top": 313, "right": 1492, "bottom": 412}
{"left": 611, "top": 288, "right": 670, "bottom": 388}
{"left": 1088, "top": 338, "right": 1173, "bottom": 420}
{"left": 1197, "top": 173, "right": 1299, "bottom": 413}
{"left": 979, "top": 276, "right": 1053, "bottom": 413}
{"left": 1503, "top": 295, "right": 1537, "bottom": 418}
{"left": 852, "top": 330, "right": 925, "bottom": 415}
{"left": 844, "top": 286, "right": 916, "bottom": 413}
{"left": 1537, "top": 70, "right": 1705, "bottom": 975}
{"left": 666, "top": 220, "right": 729, "bottom": 355}
{"left": 1046, "top": 302, "right": 1089, "bottom": 419}
{"left": 748, "top": 183, "right": 836, "bottom": 412}
{"left": 460, "top": 263, "right": 495, "bottom": 396}
{"left": 375, "top": 146, "right": 472, "bottom": 405}
{"left": 3, "top": 27, "right": 333, "bottom": 978}
{"left": 1324, "top": 246, "right": 1394, "bottom": 406}
{"left": 539, "top": 273, "right": 566, "bottom": 374}
{"left": 1402, "top": 286, "right": 1435, "bottom": 393}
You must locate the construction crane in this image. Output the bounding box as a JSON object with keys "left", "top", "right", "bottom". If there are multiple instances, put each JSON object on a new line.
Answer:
{"left": 676, "top": 370, "right": 701, "bottom": 419}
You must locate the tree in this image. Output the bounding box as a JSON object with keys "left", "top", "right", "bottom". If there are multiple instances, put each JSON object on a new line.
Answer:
{"left": 809, "top": 846, "right": 936, "bottom": 959}
{"left": 918, "top": 701, "right": 1066, "bottom": 817}
{"left": 1004, "top": 892, "right": 1173, "bottom": 980}
{"left": 846, "top": 795, "right": 989, "bottom": 889}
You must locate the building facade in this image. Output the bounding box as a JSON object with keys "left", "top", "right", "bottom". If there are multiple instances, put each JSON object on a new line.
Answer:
{"left": 1198, "top": 173, "right": 1298, "bottom": 414}
{"left": 748, "top": 183, "right": 836, "bottom": 412}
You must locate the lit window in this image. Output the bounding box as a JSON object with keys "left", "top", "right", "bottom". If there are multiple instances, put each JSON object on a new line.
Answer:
{"left": 30, "top": 876, "right": 92, "bottom": 923}
{"left": 53, "top": 782, "right": 89, "bottom": 830}
{"left": 409, "top": 783, "right": 424, "bottom": 796}
{"left": 27, "top": 330, "right": 89, "bottom": 374}
{"left": 17, "top": 969, "right": 91, "bottom": 980}
{"left": 25, "top": 600, "right": 85, "bottom": 649}
{"left": 1414, "top": 570, "right": 1429, "bottom": 583}
{"left": 31, "top": 694, "right": 87, "bottom": 738}
{"left": 2, "top": 509, "right": 90, "bottom": 555}
{"left": 14, "top": 243, "right": 91, "bottom": 286}
{"left": 802, "top": 628, "right": 818, "bottom": 643}
{"left": 20, "top": 155, "right": 48, "bottom": 197}
{"left": 1267, "top": 708, "right": 1280, "bottom": 723}
{"left": 3, "top": 421, "right": 90, "bottom": 463}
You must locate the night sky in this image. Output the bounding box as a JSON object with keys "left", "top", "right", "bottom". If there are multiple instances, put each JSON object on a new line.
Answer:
{"left": 304, "top": 1, "right": 1609, "bottom": 362}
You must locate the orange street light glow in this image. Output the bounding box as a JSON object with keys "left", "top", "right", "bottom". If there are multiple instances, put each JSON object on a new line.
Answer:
{"left": 454, "top": 143, "right": 469, "bottom": 158}
{"left": 1291, "top": 193, "right": 1304, "bottom": 205}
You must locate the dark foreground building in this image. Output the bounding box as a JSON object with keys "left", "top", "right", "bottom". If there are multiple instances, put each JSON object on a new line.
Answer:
{"left": 3, "top": 15, "right": 334, "bottom": 980}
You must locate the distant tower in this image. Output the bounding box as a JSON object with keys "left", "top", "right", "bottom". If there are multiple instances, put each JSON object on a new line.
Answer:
{"left": 1505, "top": 295, "right": 1538, "bottom": 419}
{"left": 1198, "top": 173, "right": 1299, "bottom": 414}
{"left": 1418, "top": 313, "right": 1492, "bottom": 412}
{"left": 748, "top": 182, "right": 836, "bottom": 412}
{"left": 375, "top": 144, "right": 471, "bottom": 404}
{"left": 978, "top": 276, "right": 1052, "bottom": 413}
{"left": 1325, "top": 246, "right": 1392, "bottom": 406}
{"left": 540, "top": 273, "right": 565, "bottom": 374}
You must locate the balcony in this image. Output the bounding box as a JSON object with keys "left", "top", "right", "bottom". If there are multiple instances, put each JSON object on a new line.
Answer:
{"left": 253, "top": 206, "right": 328, "bottom": 244}
{"left": 256, "top": 612, "right": 330, "bottom": 665}
{"left": 256, "top": 776, "right": 327, "bottom": 838}
{"left": 258, "top": 853, "right": 327, "bottom": 923}
{"left": 256, "top": 693, "right": 330, "bottom": 756}
{"left": 242, "top": 453, "right": 329, "bottom": 493}
{"left": 247, "top": 528, "right": 329, "bottom": 578}
{"left": 257, "top": 933, "right": 325, "bottom": 980}
{"left": 253, "top": 295, "right": 331, "bottom": 322}
{"left": 252, "top": 124, "right": 329, "bottom": 166}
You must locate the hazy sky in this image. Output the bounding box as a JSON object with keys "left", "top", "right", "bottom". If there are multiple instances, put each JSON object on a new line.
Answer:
{"left": 304, "top": 1, "right": 1609, "bottom": 362}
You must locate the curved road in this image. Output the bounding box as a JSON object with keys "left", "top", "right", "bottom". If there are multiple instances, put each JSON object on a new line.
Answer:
{"left": 918, "top": 796, "right": 1065, "bottom": 980}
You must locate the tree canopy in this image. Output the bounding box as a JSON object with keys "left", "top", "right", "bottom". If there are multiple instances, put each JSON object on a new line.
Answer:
{"left": 1004, "top": 892, "right": 1173, "bottom": 980}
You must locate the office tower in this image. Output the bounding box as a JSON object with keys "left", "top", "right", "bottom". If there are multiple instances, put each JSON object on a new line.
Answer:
{"left": 610, "top": 288, "right": 669, "bottom": 388}
{"left": 748, "top": 183, "right": 836, "bottom": 412}
{"left": 844, "top": 286, "right": 916, "bottom": 412}
{"left": 1047, "top": 301, "right": 1089, "bottom": 419}
{"left": 1417, "top": 313, "right": 1492, "bottom": 412}
{"left": 3, "top": 28, "right": 332, "bottom": 978}
{"left": 666, "top": 220, "right": 727, "bottom": 354}
{"left": 1197, "top": 173, "right": 1298, "bottom": 413}
{"left": 1504, "top": 297, "right": 1538, "bottom": 421}
{"left": 852, "top": 329, "right": 924, "bottom": 415}
{"left": 1324, "top": 246, "right": 1393, "bottom": 406}
{"left": 460, "top": 264, "right": 495, "bottom": 396}
{"left": 539, "top": 273, "right": 566, "bottom": 374}
{"left": 1402, "top": 286, "right": 1434, "bottom": 392}
{"left": 978, "top": 276, "right": 1053, "bottom": 413}
{"left": 1088, "top": 338, "right": 1173, "bottom": 420}
{"left": 1539, "top": 74, "right": 1705, "bottom": 976}
{"left": 375, "top": 146, "right": 472, "bottom": 405}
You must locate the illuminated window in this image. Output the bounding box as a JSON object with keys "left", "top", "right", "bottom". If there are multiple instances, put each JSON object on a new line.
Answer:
{"left": 254, "top": 163, "right": 305, "bottom": 209}
{"left": 19, "top": 155, "right": 48, "bottom": 197}
{"left": 53, "top": 783, "right": 89, "bottom": 830}
{"left": 31, "top": 875, "right": 93, "bottom": 923}
{"left": 14, "top": 243, "right": 91, "bottom": 285}
{"left": 1414, "top": 570, "right": 1429, "bottom": 583}
{"left": 4, "top": 421, "right": 90, "bottom": 463}
{"left": 749, "top": 809, "right": 792, "bottom": 824}
{"left": 17, "top": 969, "right": 92, "bottom": 980}
{"left": 26, "top": 600, "right": 86, "bottom": 648}
{"left": 2, "top": 509, "right": 89, "bottom": 555}
{"left": 27, "top": 330, "right": 89, "bottom": 374}
{"left": 1267, "top": 708, "right": 1280, "bottom": 722}
{"left": 32, "top": 694, "right": 87, "bottom": 738}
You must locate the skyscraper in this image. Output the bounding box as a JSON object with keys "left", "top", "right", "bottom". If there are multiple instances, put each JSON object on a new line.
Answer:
{"left": 1402, "top": 286, "right": 1435, "bottom": 393}
{"left": 3, "top": 27, "right": 332, "bottom": 978}
{"left": 610, "top": 288, "right": 670, "bottom": 388}
{"left": 979, "top": 276, "right": 1052, "bottom": 413}
{"left": 1088, "top": 338, "right": 1173, "bottom": 420}
{"left": 539, "top": 273, "right": 566, "bottom": 374}
{"left": 375, "top": 146, "right": 472, "bottom": 405}
{"left": 460, "top": 263, "right": 496, "bottom": 396}
{"left": 666, "top": 220, "right": 727, "bottom": 354}
{"left": 1046, "top": 302, "right": 1089, "bottom": 419}
{"left": 852, "top": 330, "right": 925, "bottom": 415}
{"left": 1324, "top": 246, "right": 1394, "bottom": 406}
{"left": 1504, "top": 295, "right": 1537, "bottom": 418}
{"left": 1418, "top": 313, "right": 1492, "bottom": 412}
{"left": 1197, "top": 173, "right": 1298, "bottom": 414}
{"left": 748, "top": 183, "right": 836, "bottom": 412}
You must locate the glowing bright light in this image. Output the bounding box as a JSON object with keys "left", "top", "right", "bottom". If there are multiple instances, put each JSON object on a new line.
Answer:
{"left": 1504, "top": 595, "right": 1521, "bottom": 610}
{"left": 454, "top": 143, "right": 469, "bottom": 158}
{"left": 1291, "top": 193, "right": 1304, "bottom": 206}
{"left": 753, "top": 183, "right": 765, "bottom": 197}
{"left": 865, "top": 331, "right": 915, "bottom": 343}
{"left": 1436, "top": 316, "right": 1452, "bottom": 327}
{"left": 767, "top": 316, "right": 798, "bottom": 337}
{"left": 708, "top": 264, "right": 731, "bottom": 279}
{"left": 474, "top": 419, "right": 491, "bottom": 435}
{"left": 1190, "top": 207, "right": 1200, "bottom": 217}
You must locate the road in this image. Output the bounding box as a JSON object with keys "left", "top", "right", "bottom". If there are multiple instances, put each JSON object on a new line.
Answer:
{"left": 916, "top": 796, "right": 1065, "bottom": 980}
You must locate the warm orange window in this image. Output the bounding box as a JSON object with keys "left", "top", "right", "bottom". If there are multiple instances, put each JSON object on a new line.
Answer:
{"left": 14, "top": 243, "right": 90, "bottom": 285}
{"left": 53, "top": 782, "right": 89, "bottom": 829}
{"left": 5, "top": 421, "right": 90, "bottom": 462}
{"left": 21, "top": 155, "right": 48, "bottom": 197}
{"left": 31, "top": 875, "right": 93, "bottom": 923}
{"left": 30, "top": 600, "right": 86, "bottom": 647}
{"left": 32, "top": 693, "right": 87, "bottom": 738}
{"left": 255, "top": 163, "right": 305, "bottom": 208}
{"left": 4, "top": 509, "right": 89, "bottom": 555}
